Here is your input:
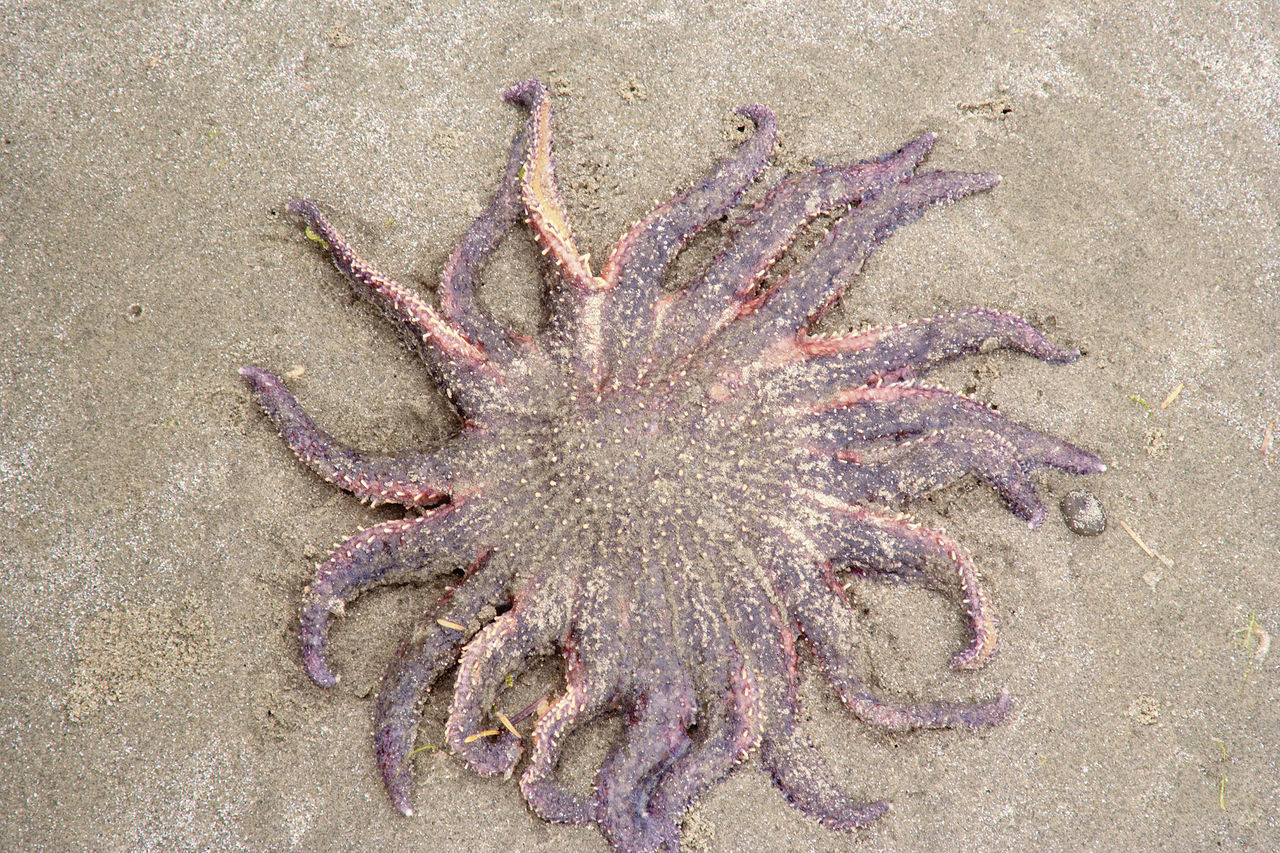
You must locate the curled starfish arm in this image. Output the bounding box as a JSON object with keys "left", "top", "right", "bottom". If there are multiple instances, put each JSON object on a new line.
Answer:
{"left": 647, "top": 134, "right": 937, "bottom": 376}
{"left": 519, "top": 655, "right": 619, "bottom": 825}
{"left": 777, "top": 561, "right": 1011, "bottom": 730}
{"left": 796, "top": 487, "right": 999, "bottom": 670}
{"left": 299, "top": 505, "right": 474, "bottom": 687}
{"left": 600, "top": 103, "right": 777, "bottom": 383}
{"left": 810, "top": 384, "right": 1100, "bottom": 467}
{"left": 601, "top": 541, "right": 762, "bottom": 840}
{"left": 446, "top": 570, "right": 577, "bottom": 775}
{"left": 518, "top": 580, "right": 623, "bottom": 824}
{"left": 805, "top": 388, "right": 1103, "bottom": 525}
{"left": 816, "top": 427, "right": 1054, "bottom": 525}
{"left": 805, "top": 384, "right": 1103, "bottom": 526}
{"left": 240, "top": 366, "right": 454, "bottom": 507}
{"left": 759, "top": 725, "right": 890, "bottom": 832}
{"left": 375, "top": 551, "right": 516, "bottom": 816}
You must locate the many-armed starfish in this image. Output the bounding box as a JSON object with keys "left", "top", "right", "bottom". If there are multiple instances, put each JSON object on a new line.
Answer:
{"left": 242, "top": 80, "right": 1103, "bottom": 852}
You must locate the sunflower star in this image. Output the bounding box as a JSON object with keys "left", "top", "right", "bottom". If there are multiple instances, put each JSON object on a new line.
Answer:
{"left": 242, "top": 80, "right": 1103, "bottom": 852}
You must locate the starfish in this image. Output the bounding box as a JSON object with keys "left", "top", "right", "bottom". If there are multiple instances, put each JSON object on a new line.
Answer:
{"left": 242, "top": 80, "right": 1103, "bottom": 852}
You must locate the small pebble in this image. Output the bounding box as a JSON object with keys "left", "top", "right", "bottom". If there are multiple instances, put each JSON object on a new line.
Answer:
{"left": 1060, "top": 488, "right": 1106, "bottom": 535}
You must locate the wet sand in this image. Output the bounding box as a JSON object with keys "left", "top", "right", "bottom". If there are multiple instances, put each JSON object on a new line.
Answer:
{"left": 3, "top": 2, "right": 1277, "bottom": 850}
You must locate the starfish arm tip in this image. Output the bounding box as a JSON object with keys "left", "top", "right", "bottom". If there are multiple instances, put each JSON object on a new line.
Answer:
{"left": 284, "top": 197, "right": 319, "bottom": 218}
{"left": 733, "top": 103, "right": 775, "bottom": 127}
{"left": 501, "top": 78, "right": 545, "bottom": 106}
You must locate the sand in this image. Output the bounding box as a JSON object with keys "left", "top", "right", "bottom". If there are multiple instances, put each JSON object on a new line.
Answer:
{"left": 3, "top": 2, "right": 1277, "bottom": 850}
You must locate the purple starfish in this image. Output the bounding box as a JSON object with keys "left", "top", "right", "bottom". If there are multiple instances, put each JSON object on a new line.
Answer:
{"left": 242, "top": 79, "right": 1103, "bottom": 852}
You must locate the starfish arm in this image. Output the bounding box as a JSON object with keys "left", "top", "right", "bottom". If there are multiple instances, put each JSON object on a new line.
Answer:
{"left": 374, "top": 551, "right": 515, "bottom": 816}
{"left": 783, "top": 307, "right": 1081, "bottom": 390}
{"left": 794, "top": 487, "right": 999, "bottom": 671}
{"left": 646, "top": 134, "right": 936, "bottom": 378}
{"left": 815, "top": 427, "right": 1052, "bottom": 525}
{"left": 435, "top": 126, "right": 529, "bottom": 360}
{"left": 644, "top": 659, "right": 760, "bottom": 840}
{"left": 758, "top": 725, "right": 890, "bottom": 832}
{"left": 519, "top": 656, "right": 618, "bottom": 825}
{"left": 601, "top": 104, "right": 776, "bottom": 294}
{"left": 299, "top": 505, "right": 476, "bottom": 687}
{"left": 599, "top": 103, "right": 777, "bottom": 386}
{"left": 284, "top": 200, "right": 508, "bottom": 418}
{"left": 724, "top": 170, "right": 1000, "bottom": 366}
{"left": 594, "top": 673, "right": 697, "bottom": 853}
{"left": 502, "top": 79, "right": 612, "bottom": 386}
{"left": 725, "top": 583, "right": 889, "bottom": 831}
{"left": 807, "top": 384, "right": 1100, "bottom": 466}
{"left": 446, "top": 569, "right": 577, "bottom": 775}
{"left": 503, "top": 79, "right": 599, "bottom": 294}
{"left": 801, "top": 387, "right": 1104, "bottom": 526}
{"left": 240, "top": 366, "right": 454, "bottom": 507}
{"left": 286, "top": 199, "right": 492, "bottom": 367}
{"left": 518, "top": 576, "right": 624, "bottom": 825}
{"left": 573, "top": 536, "right": 759, "bottom": 841}
{"left": 635, "top": 539, "right": 765, "bottom": 832}
{"left": 776, "top": 560, "right": 1011, "bottom": 730}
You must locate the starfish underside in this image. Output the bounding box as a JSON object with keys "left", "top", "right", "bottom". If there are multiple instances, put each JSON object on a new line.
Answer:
{"left": 243, "top": 80, "right": 1103, "bottom": 852}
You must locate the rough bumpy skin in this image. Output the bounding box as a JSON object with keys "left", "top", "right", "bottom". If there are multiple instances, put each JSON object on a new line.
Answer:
{"left": 242, "top": 80, "right": 1104, "bottom": 852}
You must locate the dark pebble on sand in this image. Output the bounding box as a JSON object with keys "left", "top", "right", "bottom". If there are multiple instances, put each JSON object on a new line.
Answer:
{"left": 1060, "top": 489, "right": 1106, "bottom": 535}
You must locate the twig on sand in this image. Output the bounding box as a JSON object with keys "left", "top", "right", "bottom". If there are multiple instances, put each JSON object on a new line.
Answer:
{"left": 1118, "top": 519, "right": 1174, "bottom": 569}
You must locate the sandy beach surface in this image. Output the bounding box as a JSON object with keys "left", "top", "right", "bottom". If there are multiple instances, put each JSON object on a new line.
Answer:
{"left": 4, "top": 2, "right": 1277, "bottom": 850}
